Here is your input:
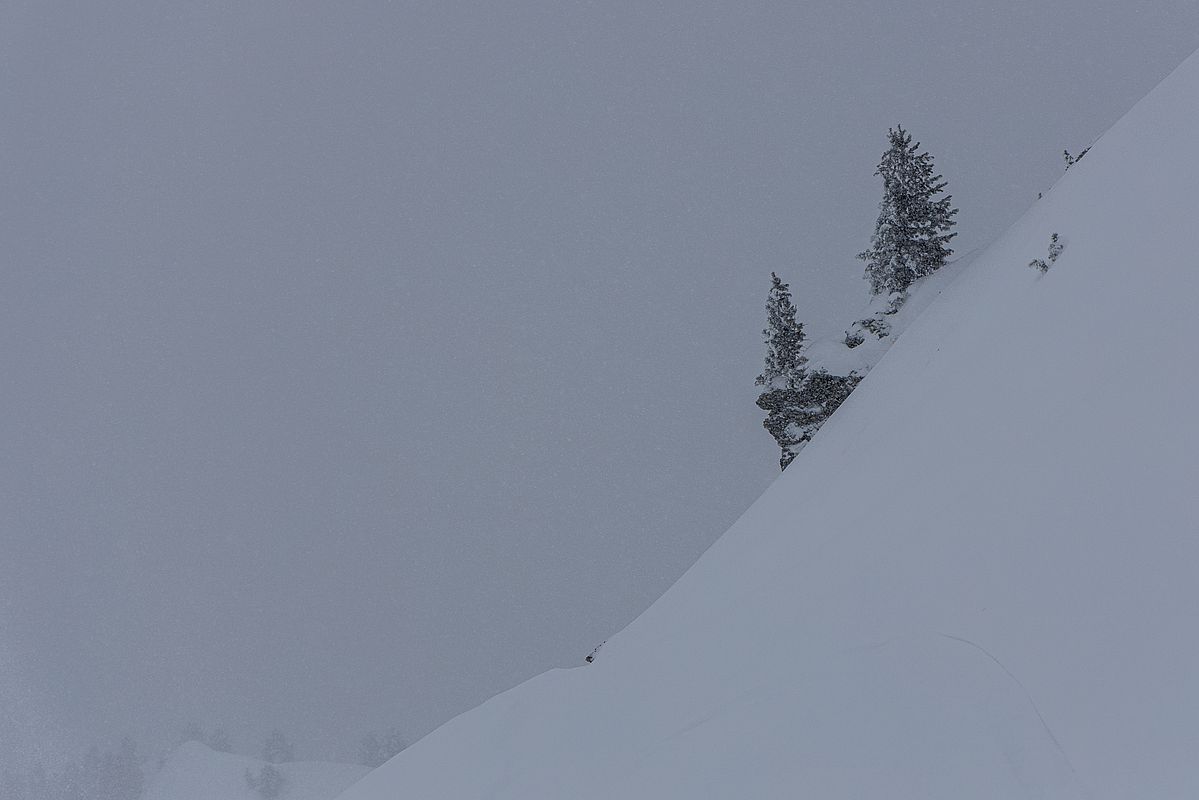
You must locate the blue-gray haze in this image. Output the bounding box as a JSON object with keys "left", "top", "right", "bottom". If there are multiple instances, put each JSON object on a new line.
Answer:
{"left": 2, "top": 0, "right": 1196, "bottom": 770}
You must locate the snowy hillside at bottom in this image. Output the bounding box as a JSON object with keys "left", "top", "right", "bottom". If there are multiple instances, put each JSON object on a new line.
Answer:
{"left": 335, "top": 48, "right": 1199, "bottom": 799}
{"left": 144, "top": 742, "right": 368, "bottom": 800}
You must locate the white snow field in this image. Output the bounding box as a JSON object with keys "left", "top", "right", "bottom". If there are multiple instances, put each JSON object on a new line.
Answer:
{"left": 334, "top": 49, "right": 1199, "bottom": 799}
{"left": 144, "top": 742, "right": 368, "bottom": 800}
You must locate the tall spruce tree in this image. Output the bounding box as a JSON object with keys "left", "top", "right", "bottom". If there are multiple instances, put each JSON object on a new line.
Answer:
{"left": 858, "top": 126, "right": 958, "bottom": 296}
{"left": 755, "top": 273, "right": 807, "bottom": 470}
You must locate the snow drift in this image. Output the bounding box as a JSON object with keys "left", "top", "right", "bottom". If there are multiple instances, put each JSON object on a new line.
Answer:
{"left": 335, "top": 48, "right": 1199, "bottom": 799}
{"left": 145, "top": 742, "right": 367, "bottom": 800}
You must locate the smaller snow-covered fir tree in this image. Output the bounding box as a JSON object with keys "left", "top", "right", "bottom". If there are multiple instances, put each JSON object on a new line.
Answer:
{"left": 755, "top": 273, "right": 808, "bottom": 469}
{"left": 756, "top": 272, "right": 807, "bottom": 391}
{"left": 859, "top": 126, "right": 958, "bottom": 295}
{"left": 755, "top": 273, "right": 865, "bottom": 469}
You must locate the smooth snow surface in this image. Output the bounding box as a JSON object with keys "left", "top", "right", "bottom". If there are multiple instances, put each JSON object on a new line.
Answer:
{"left": 145, "top": 742, "right": 368, "bottom": 800}
{"left": 336, "top": 49, "right": 1199, "bottom": 799}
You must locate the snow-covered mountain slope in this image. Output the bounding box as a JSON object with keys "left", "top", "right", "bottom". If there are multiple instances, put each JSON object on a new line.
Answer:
{"left": 803, "top": 253, "right": 967, "bottom": 378}
{"left": 335, "top": 49, "right": 1199, "bottom": 799}
{"left": 145, "top": 742, "right": 368, "bottom": 800}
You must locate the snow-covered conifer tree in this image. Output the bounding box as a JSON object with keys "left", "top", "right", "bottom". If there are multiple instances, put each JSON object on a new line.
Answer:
{"left": 756, "top": 272, "right": 806, "bottom": 391}
{"left": 858, "top": 126, "right": 958, "bottom": 296}
{"left": 755, "top": 273, "right": 807, "bottom": 469}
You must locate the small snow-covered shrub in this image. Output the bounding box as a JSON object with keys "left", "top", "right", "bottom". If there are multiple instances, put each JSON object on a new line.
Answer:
{"left": 1063, "top": 147, "right": 1090, "bottom": 169}
{"left": 1047, "top": 232, "right": 1064, "bottom": 262}
{"left": 1030, "top": 233, "right": 1064, "bottom": 274}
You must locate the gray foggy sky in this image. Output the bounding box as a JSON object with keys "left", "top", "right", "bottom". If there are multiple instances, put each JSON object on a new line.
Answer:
{"left": 3, "top": 0, "right": 1197, "bottom": 768}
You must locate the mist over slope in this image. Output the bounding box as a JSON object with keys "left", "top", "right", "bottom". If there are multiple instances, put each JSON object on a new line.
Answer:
{"left": 334, "top": 49, "right": 1199, "bottom": 799}
{"left": 144, "top": 742, "right": 367, "bottom": 800}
